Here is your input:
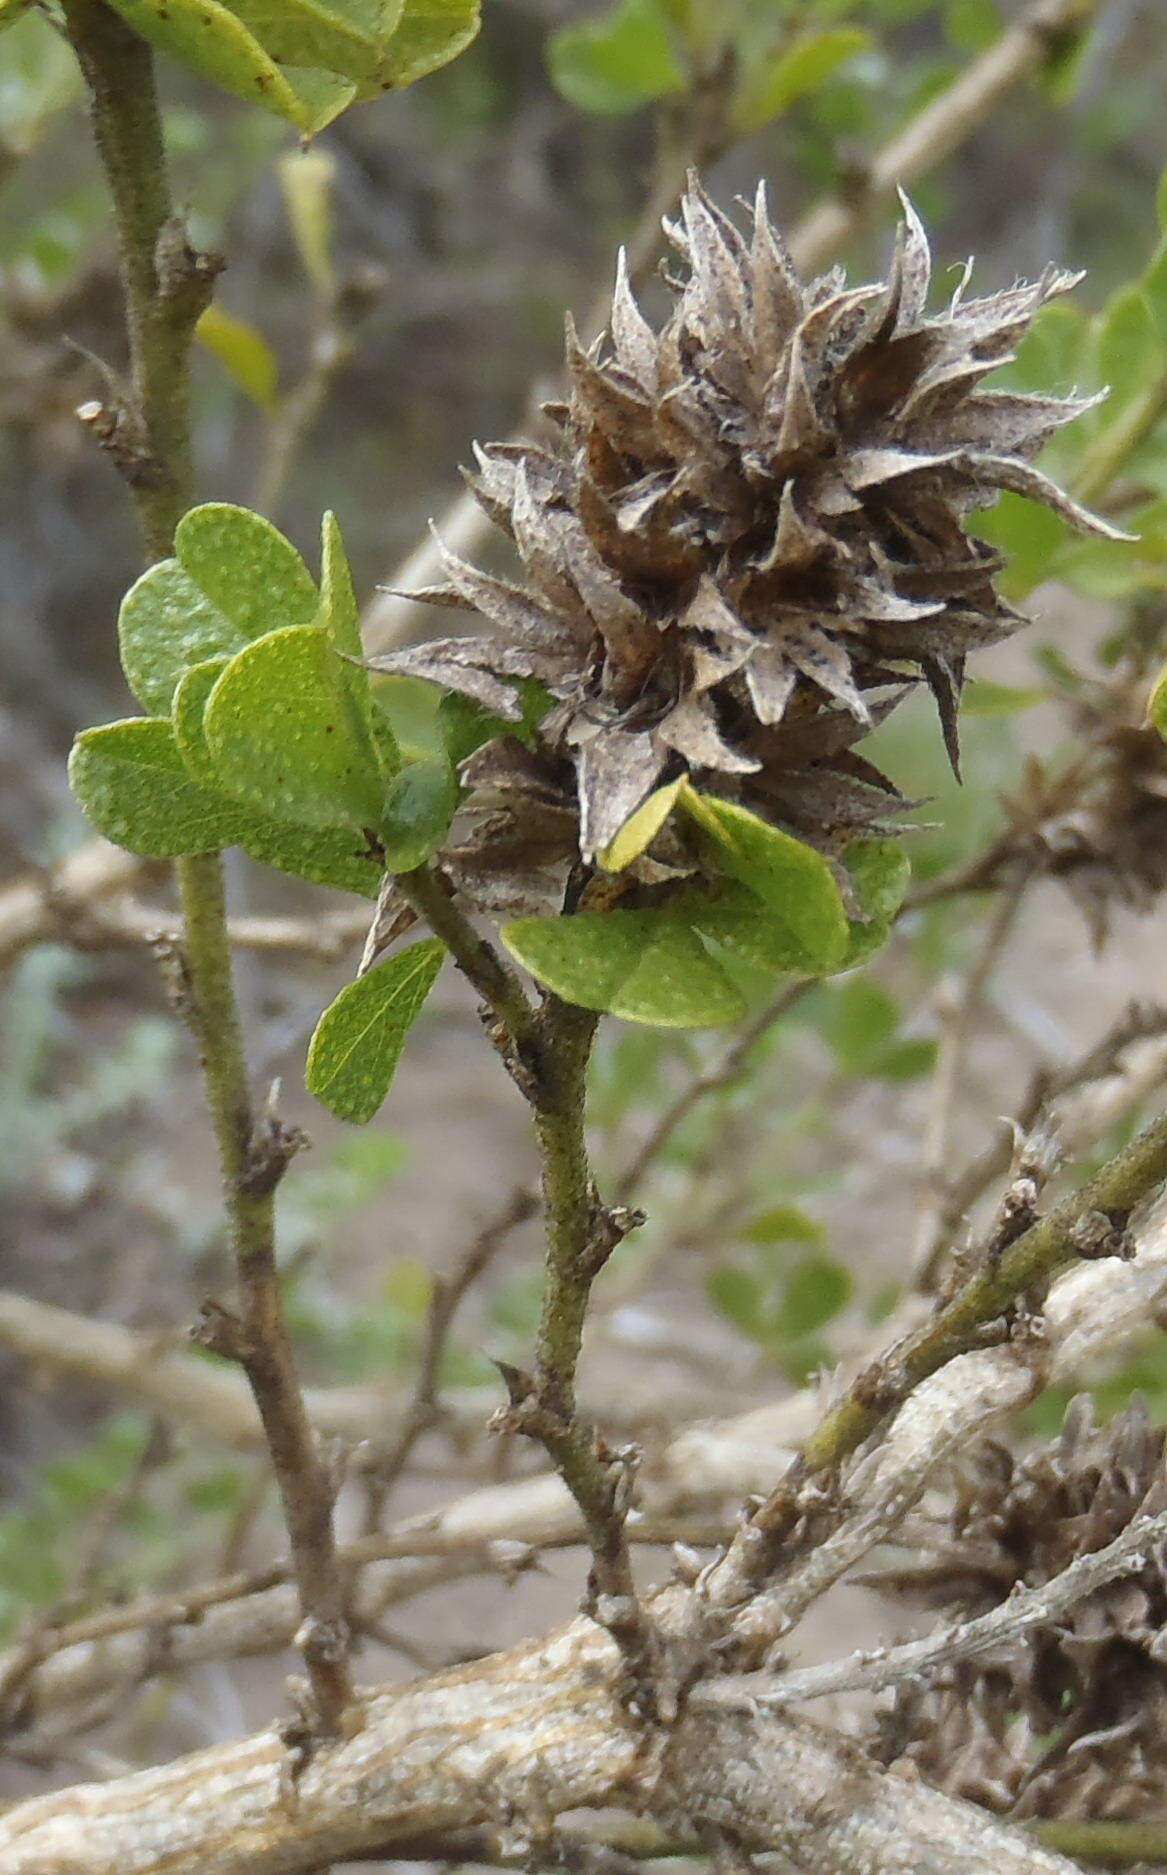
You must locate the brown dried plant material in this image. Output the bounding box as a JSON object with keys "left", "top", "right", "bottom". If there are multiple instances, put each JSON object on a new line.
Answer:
{"left": 874, "top": 1396, "right": 1167, "bottom": 1823}
{"left": 369, "top": 177, "right": 1121, "bottom": 902}
{"left": 1030, "top": 664, "right": 1167, "bottom": 945}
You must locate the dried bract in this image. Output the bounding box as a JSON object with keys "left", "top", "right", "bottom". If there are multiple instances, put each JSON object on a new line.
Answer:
{"left": 371, "top": 177, "right": 1118, "bottom": 894}
{"left": 874, "top": 1396, "right": 1167, "bottom": 1821}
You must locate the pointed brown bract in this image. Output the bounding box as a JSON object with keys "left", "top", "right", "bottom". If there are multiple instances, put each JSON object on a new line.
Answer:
{"left": 369, "top": 177, "right": 1119, "bottom": 893}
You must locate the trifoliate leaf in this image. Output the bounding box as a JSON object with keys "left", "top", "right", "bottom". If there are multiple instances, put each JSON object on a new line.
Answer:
{"left": 176, "top": 503, "right": 319, "bottom": 643}
{"left": 101, "top": 0, "right": 355, "bottom": 132}
{"left": 173, "top": 655, "right": 382, "bottom": 894}
{"left": 306, "top": 939, "right": 443, "bottom": 1121}
{"left": 204, "top": 624, "right": 385, "bottom": 830}
{"left": 358, "top": 0, "right": 478, "bottom": 90}
{"left": 69, "top": 718, "right": 254, "bottom": 857}
{"left": 680, "top": 788, "right": 849, "bottom": 972}
{"left": 502, "top": 908, "right": 746, "bottom": 1026}
{"left": 118, "top": 503, "right": 318, "bottom": 717}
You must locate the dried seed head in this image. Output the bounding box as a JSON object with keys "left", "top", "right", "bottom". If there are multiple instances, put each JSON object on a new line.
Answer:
{"left": 372, "top": 177, "right": 1118, "bottom": 900}
{"left": 874, "top": 1397, "right": 1167, "bottom": 1821}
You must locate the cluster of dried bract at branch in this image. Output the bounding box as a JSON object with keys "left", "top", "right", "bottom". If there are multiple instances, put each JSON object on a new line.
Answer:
{"left": 374, "top": 175, "right": 1123, "bottom": 911}
{"left": 876, "top": 1395, "right": 1167, "bottom": 1821}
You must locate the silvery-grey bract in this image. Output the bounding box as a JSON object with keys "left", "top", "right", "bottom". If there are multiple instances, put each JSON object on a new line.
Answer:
{"left": 372, "top": 177, "right": 1121, "bottom": 899}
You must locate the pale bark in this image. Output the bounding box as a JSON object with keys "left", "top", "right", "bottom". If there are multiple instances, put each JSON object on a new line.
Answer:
{"left": 0, "top": 1616, "right": 1077, "bottom": 1875}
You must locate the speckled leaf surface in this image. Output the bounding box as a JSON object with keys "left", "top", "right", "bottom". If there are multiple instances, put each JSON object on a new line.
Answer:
{"left": 102, "top": 0, "right": 355, "bottom": 130}
{"left": 69, "top": 718, "right": 253, "bottom": 858}
{"left": 204, "top": 624, "right": 385, "bottom": 831}
{"left": 173, "top": 658, "right": 382, "bottom": 895}
{"left": 502, "top": 909, "right": 746, "bottom": 1026}
{"left": 176, "top": 504, "right": 319, "bottom": 643}
{"left": 307, "top": 939, "right": 444, "bottom": 1121}
{"left": 357, "top": 0, "right": 479, "bottom": 91}
{"left": 119, "top": 504, "right": 318, "bottom": 716}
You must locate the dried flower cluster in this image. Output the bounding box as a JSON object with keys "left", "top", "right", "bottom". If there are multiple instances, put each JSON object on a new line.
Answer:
{"left": 1027, "top": 660, "right": 1167, "bottom": 945}
{"left": 875, "top": 1396, "right": 1167, "bottom": 1820}
{"left": 375, "top": 177, "right": 1118, "bottom": 908}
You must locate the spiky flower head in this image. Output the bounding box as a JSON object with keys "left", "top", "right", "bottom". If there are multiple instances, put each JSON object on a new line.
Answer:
{"left": 376, "top": 177, "right": 1120, "bottom": 890}
{"left": 874, "top": 1397, "right": 1167, "bottom": 1821}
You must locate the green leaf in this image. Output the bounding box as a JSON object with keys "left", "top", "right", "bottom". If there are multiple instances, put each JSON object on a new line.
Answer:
{"left": 680, "top": 788, "right": 848, "bottom": 972}
{"left": 101, "top": 0, "right": 355, "bottom": 132}
{"left": 173, "top": 656, "right": 383, "bottom": 895}
{"left": 834, "top": 836, "right": 911, "bottom": 968}
{"left": 195, "top": 304, "right": 278, "bottom": 409}
{"left": 359, "top": 0, "right": 479, "bottom": 90}
{"left": 438, "top": 680, "right": 550, "bottom": 765}
{"left": 597, "top": 776, "right": 686, "bottom": 871}
{"left": 774, "top": 1253, "right": 852, "bottom": 1339}
{"left": 120, "top": 565, "right": 236, "bottom": 719}
{"left": 320, "top": 512, "right": 400, "bottom": 780}
{"left": 501, "top": 909, "right": 746, "bottom": 1026}
{"left": 1092, "top": 286, "right": 1164, "bottom": 421}
{"left": 707, "top": 1264, "right": 766, "bottom": 1339}
{"left": 319, "top": 509, "right": 362, "bottom": 659}
{"left": 682, "top": 883, "right": 821, "bottom": 975}
{"left": 69, "top": 719, "right": 253, "bottom": 858}
{"left": 548, "top": 0, "right": 686, "bottom": 114}
{"left": 732, "top": 27, "right": 870, "bottom": 136}
{"left": 235, "top": 821, "right": 383, "bottom": 898}
{"left": 177, "top": 504, "right": 319, "bottom": 644}
{"left": 868, "top": 1035, "right": 938, "bottom": 1082}
{"left": 306, "top": 939, "right": 444, "bottom": 1122}
{"left": 119, "top": 504, "right": 319, "bottom": 718}
{"left": 205, "top": 625, "right": 385, "bottom": 830}
{"left": 975, "top": 491, "right": 1069, "bottom": 600}
{"left": 825, "top": 977, "right": 899, "bottom": 1073}
{"left": 379, "top": 757, "right": 458, "bottom": 870}
{"left": 962, "top": 678, "right": 1045, "bottom": 716}
{"left": 172, "top": 657, "right": 231, "bottom": 788}
{"left": 743, "top": 1204, "right": 825, "bottom": 1248}
{"left": 0, "top": 11, "right": 82, "bottom": 150}
{"left": 221, "top": 0, "right": 404, "bottom": 80}
{"left": 1142, "top": 238, "right": 1167, "bottom": 355}
{"left": 841, "top": 837, "right": 910, "bottom": 923}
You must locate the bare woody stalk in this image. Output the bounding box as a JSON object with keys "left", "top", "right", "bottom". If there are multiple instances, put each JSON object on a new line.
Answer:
{"left": 708, "top": 1098, "right": 1167, "bottom": 1614}
{"left": 484, "top": 986, "right": 653, "bottom": 1693}
{"left": 60, "top": 0, "right": 353, "bottom": 1733}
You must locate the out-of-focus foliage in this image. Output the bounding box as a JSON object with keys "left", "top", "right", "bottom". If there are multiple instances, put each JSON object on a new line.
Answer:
{"left": 95, "top": 0, "right": 480, "bottom": 133}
